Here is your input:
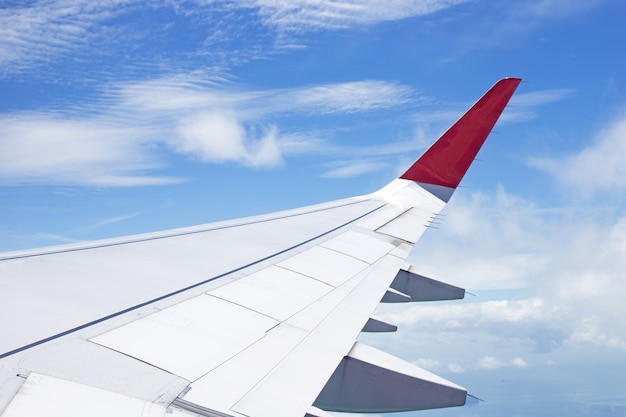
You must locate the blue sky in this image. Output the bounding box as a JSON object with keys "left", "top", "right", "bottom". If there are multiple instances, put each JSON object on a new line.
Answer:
{"left": 2, "top": 1, "right": 626, "bottom": 416}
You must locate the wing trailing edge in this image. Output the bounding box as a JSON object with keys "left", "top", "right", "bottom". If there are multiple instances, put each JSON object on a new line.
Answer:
{"left": 400, "top": 78, "right": 521, "bottom": 201}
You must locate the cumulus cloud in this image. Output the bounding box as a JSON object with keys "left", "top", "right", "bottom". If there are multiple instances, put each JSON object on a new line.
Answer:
{"left": 447, "top": 363, "right": 465, "bottom": 373}
{"left": 377, "top": 177, "right": 626, "bottom": 357}
{"left": 476, "top": 356, "right": 503, "bottom": 370}
{"left": 475, "top": 356, "right": 528, "bottom": 370}
{"left": 383, "top": 298, "right": 567, "bottom": 334}
{"left": 412, "top": 358, "right": 442, "bottom": 371}
{"left": 406, "top": 187, "right": 551, "bottom": 290}
{"left": 172, "top": 111, "right": 283, "bottom": 167}
{"left": 412, "top": 358, "right": 466, "bottom": 374}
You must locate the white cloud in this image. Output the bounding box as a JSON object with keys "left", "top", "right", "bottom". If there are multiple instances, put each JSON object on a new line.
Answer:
{"left": 411, "top": 86, "right": 575, "bottom": 142}
{"left": 15, "top": 232, "right": 78, "bottom": 245}
{"left": 509, "top": 89, "right": 576, "bottom": 108}
{"left": 174, "top": 110, "right": 248, "bottom": 162}
{"left": 0, "top": 75, "right": 414, "bottom": 186}
{"left": 475, "top": 356, "right": 528, "bottom": 370}
{"left": 383, "top": 298, "right": 561, "bottom": 329}
{"left": 287, "top": 81, "right": 414, "bottom": 114}
{"left": 105, "top": 75, "right": 415, "bottom": 119}
{"left": 0, "top": 115, "right": 178, "bottom": 186}
{"left": 568, "top": 319, "right": 626, "bottom": 350}
{"left": 172, "top": 111, "right": 283, "bottom": 167}
{"left": 516, "top": 0, "right": 604, "bottom": 19}
{"left": 0, "top": 1, "right": 468, "bottom": 74}
{"left": 252, "top": 0, "right": 468, "bottom": 31}
{"left": 0, "top": 0, "right": 139, "bottom": 72}
{"left": 512, "top": 357, "right": 529, "bottom": 368}
{"left": 321, "top": 159, "right": 389, "bottom": 178}
{"left": 412, "top": 358, "right": 442, "bottom": 371}
{"left": 447, "top": 363, "right": 465, "bottom": 373}
{"left": 530, "top": 112, "right": 626, "bottom": 196}
{"left": 476, "top": 356, "right": 503, "bottom": 370}
{"left": 500, "top": 88, "right": 577, "bottom": 123}
{"left": 375, "top": 177, "right": 626, "bottom": 356}
{"left": 84, "top": 213, "right": 141, "bottom": 230}
{"left": 407, "top": 187, "right": 551, "bottom": 290}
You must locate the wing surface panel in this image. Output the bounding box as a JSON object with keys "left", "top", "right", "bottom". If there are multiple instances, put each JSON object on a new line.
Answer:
{"left": 319, "top": 230, "right": 395, "bottom": 263}
{"left": 0, "top": 198, "right": 383, "bottom": 358}
{"left": 91, "top": 294, "right": 279, "bottom": 381}
{"left": 276, "top": 246, "right": 368, "bottom": 287}
{"left": 230, "top": 254, "right": 405, "bottom": 417}
{"left": 208, "top": 265, "right": 333, "bottom": 321}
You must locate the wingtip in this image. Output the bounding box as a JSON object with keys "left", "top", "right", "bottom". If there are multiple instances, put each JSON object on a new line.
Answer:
{"left": 399, "top": 78, "right": 522, "bottom": 190}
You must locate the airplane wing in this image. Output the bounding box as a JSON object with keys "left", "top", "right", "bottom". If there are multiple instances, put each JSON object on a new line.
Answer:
{"left": 0, "top": 78, "right": 521, "bottom": 417}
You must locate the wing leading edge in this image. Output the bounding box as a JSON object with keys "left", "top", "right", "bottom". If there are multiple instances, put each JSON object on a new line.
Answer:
{"left": 0, "top": 78, "right": 521, "bottom": 417}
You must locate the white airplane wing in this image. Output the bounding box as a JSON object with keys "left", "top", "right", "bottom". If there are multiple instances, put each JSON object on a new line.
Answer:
{"left": 0, "top": 78, "right": 521, "bottom": 417}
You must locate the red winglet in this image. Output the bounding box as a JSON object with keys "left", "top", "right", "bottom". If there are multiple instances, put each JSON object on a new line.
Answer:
{"left": 400, "top": 78, "right": 521, "bottom": 188}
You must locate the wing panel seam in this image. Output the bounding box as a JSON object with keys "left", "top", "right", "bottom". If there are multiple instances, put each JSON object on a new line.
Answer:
{"left": 0, "top": 199, "right": 374, "bottom": 262}
{"left": 0, "top": 202, "right": 386, "bottom": 360}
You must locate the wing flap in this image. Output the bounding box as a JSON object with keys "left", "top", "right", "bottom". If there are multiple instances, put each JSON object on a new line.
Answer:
{"left": 314, "top": 342, "right": 466, "bottom": 413}
{"left": 91, "top": 295, "right": 278, "bottom": 381}
{"left": 230, "top": 254, "right": 404, "bottom": 417}
{"left": 177, "top": 259, "right": 367, "bottom": 415}
{"left": 391, "top": 269, "right": 465, "bottom": 301}
{"left": 177, "top": 250, "right": 404, "bottom": 417}
{"left": 362, "top": 316, "right": 398, "bottom": 333}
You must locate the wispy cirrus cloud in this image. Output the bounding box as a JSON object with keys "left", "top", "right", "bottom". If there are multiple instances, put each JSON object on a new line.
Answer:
{"left": 321, "top": 159, "right": 390, "bottom": 178}
{"left": 530, "top": 112, "right": 626, "bottom": 196}
{"left": 515, "top": 0, "right": 605, "bottom": 19}
{"left": 0, "top": 115, "right": 176, "bottom": 186}
{"left": 278, "top": 81, "right": 415, "bottom": 114}
{"left": 0, "top": 0, "right": 140, "bottom": 73}
{"left": 0, "top": 1, "right": 469, "bottom": 75}
{"left": 313, "top": 84, "right": 574, "bottom": 179}
{"left": 0, "top": 75, "right": 416, "bottom": 186}
{"left": 502, "top": 88, "right": 577, "bottom": 122}
{"left": 411, "top": 86, "right": 575, "bottom": 135}
{"left": 83, "top": 212, "right": 142, "bottom": 231}
{"left": 252, "top": 0, "right": 469, "bottom": 31}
